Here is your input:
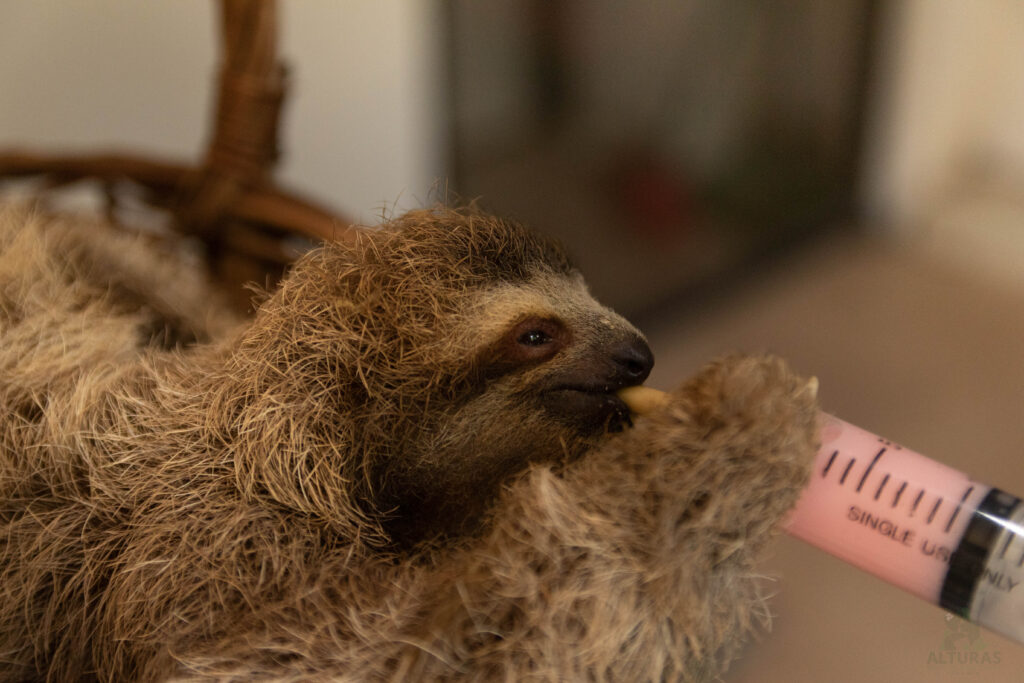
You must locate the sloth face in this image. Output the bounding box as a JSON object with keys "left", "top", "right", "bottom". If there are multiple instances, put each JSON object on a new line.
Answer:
{"left": 473, "top": 271, "right": 653, "bottom": 437}
{"left": 376, "top": 269, "right": 653, "bottom": 544}
{"left": 320, "top": 208, "right": 654, "bottom": 542}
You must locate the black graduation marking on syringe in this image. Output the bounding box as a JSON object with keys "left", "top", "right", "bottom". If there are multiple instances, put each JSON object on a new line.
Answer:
{"left": 892, "top": 481, "right": 908, "bottom": 508}
{"left": 839, "top": 458, "right": 857, "bottom": 485}
{"left": 944, "top": 486, "right": 975, "bottom": 534}
{"left": 874, "top": 473, "right": 890, "bottom": 501}
{"left": 822, "top": 450, "right": 838, "bottom": 477}
{"left": 856, "top": 448, "right": 886, "bottom": 492}
{"left": 1018, "top": 548, "right": 1024, "bottom": 567}
{"left": 926, "top": 498, "right": 943, "bottom": 525}
{"left": 910, "top": 489, "right": 925, "bottom": 515}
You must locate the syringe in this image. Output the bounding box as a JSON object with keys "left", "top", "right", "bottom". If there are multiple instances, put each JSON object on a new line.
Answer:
{"left": 786, "top": 413, "right": 1024, "bottom": 645}
{"left": 617, "top": 386, "right": 1024, "bottom": 645}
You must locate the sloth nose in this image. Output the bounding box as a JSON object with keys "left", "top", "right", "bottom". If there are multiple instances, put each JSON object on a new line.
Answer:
{"left": 612, "top": 336, "right": 654, "bottom": 384}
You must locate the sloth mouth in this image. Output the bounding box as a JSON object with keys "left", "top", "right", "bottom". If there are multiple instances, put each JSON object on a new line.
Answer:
{"left": 541, "top": 385, "right": 634, "bottom": 434}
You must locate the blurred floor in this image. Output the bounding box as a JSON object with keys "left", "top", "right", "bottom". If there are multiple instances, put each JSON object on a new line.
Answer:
{"left": 641, "top": 229, "right": 1024, "bottom": 682}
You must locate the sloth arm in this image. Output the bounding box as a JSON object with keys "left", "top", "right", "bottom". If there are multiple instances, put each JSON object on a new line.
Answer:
{"left": 172, "top": 356, "right": 818, "bottom": 681}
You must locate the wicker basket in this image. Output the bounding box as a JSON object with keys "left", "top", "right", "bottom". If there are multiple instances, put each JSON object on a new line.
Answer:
{"left": 0, "top": 0, "right": 351, "bottom": 311}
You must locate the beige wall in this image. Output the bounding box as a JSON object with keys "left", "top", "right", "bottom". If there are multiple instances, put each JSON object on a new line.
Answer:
{"left": 863, "top": 0, "right": 1024, "bottom": 232}
{"left": 0, "top": 0, "right": 445, "bottom": 223}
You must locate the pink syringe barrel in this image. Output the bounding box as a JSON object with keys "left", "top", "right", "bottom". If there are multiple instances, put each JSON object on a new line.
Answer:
{"left": 784, "top": 414, "right": 1024, "bottom": 644}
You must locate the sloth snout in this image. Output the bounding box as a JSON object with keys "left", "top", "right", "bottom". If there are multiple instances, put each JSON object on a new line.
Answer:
{"left": 610, "top": 336, "right": 654, "bottom": 385}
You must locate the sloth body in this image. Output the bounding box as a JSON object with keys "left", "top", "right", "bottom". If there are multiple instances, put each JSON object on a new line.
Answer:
{"left": 0, "top": 206, "right": 818, "bottom": 681}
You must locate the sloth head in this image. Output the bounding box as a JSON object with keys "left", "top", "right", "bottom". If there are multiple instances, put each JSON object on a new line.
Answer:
{"left": 227, "top": 207, "right": 652, "bottom": 543}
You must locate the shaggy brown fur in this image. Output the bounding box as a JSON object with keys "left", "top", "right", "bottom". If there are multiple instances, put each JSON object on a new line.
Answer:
{"left": 0, "top": 205, "right": 819, "bottom": 682}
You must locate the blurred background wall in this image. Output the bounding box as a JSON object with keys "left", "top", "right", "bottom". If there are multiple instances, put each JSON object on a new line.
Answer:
{"left": 863, "top": 0, "right": 1024, "bottom": 290}
{"left": 3, "top": 1, "right": 1023, "bottom": 301}
{"left": 447, "top": 0, "right": 874, "bottom": 314}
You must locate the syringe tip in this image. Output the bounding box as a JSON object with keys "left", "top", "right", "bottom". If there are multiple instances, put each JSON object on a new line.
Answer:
{"left": 804, "top": 376, "right": 819, "bottom": 400}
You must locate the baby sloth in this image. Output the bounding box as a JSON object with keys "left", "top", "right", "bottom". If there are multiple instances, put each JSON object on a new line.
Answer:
{"left": 0, "top": 205, "right": 819, "bottom": 681}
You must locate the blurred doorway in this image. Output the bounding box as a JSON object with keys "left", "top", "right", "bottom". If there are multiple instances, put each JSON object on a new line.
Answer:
{"left": 444, "top": 0, "right": 879, "bottom": 316}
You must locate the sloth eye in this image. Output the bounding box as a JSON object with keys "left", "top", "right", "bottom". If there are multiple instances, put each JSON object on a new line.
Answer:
{"left": 498, "top": 317, "right": 566, "bottom": 366}
{"left": 518, "top": 329, "right": 553, "bottom": 347}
